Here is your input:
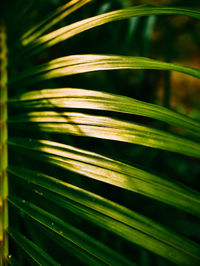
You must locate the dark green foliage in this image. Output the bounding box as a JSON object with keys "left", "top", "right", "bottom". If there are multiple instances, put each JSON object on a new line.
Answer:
{"left": 1, "top": 0, "right": 200, "bottom": 265}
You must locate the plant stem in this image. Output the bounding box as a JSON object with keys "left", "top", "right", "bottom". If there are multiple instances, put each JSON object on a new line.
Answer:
{"left": 0, "top": 23, "right": 8, "bottom": 266}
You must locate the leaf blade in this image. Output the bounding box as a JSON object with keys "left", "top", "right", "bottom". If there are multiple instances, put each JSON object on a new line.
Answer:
{"left": 8, "top": 227, "right": 60, "bottom": 266}
{"left": 9, "top": 88, "right": 200, "bottom": 135}
{"left": 21, "top": 0, "right": 92, "bottom": 44}
{"left": 8, "top": 166, "right": 200, "bottom": 266}
{"left": 8, "top": 112, "right": 200, "bottom": 158}
{"left": 24, "top": 6, "right": 200, "bottom": 50}
{"left": 12, "top": 55, "right": 200, "bottom": 84}
{"left": 8, "top": 195, "right": 133, "bottom": 266}
{"left": 8, "top": 138, "right": 200, "bottom": 217}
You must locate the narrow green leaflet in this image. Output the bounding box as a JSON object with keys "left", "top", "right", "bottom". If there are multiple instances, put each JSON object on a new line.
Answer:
{"left": 9, "top": 167, "right": 200, "bottom": 265}
{"left": 9, "top": 88, "right": 200, "bottom": 135}
{"left": 23, "top": 6, "right": 200, "bottom": 50}
{"left": 40, "top": 227, "right": 104, "bottom": 266}
{"left": 8, "top": 112, "right": 200, "bottom": 158}
{"left": 7, "top": 165, "right": 200, "bottom": 266}
{"left": 4, "top": 0, "right": 200, "bottom": 265}
{"left": 8, "top": 195, "right": 133, "bottom": 266}
{"left": 11, "top": 55, "right": 200, "bottom": 84}
{"left": 8, "top": 138, "right": 200, "bottom": 217}
{"left": 21, "top": 0, "right": 92, "bottom": 44}
{"left": 8, "top": 227, "right": 60, "bottom": 265}
{"left": 39, "top": 188, "right": 200, "bottom": 266}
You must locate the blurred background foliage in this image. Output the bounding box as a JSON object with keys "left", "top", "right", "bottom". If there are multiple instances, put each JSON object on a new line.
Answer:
{"left": 2, "top": 0, "right": 200, "bottom": 265}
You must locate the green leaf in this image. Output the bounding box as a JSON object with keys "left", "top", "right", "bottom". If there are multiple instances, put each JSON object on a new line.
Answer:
{"left": 40, "top": 227, "right": 105, "bottom": 266}
{"left": 38, "top": 189, "right": 200, "bottom": 266}
{"left": 8, "top": 138, "right": 200, "bottom": 217}
{"left": 8, "top": 112, "right": 200, "bottom": 158}
{"left": 8, "top": 165, "right": 200, "bottom": 266}
{"left": 24, "top": 6, "right": 200, "bottom": 49}
{"left": 8, "top": 227, "right": 60, "bottom": 265}
{"left": 11, "top": 55, "right": 200, "bottom": 84}
{"left": 8, "top": 195, "right": 133, "bottom": 266}
{"left": 4, "top": 1, "right": 200, "bottom": 265}
{"left": 9, "top": 88, "right": 200, "bottom": 135}
{"left": 21, "top": 0, "right": 92, "bottom": 44}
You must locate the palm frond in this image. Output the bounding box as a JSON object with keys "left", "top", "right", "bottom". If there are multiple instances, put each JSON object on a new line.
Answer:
{"left": 10, "top": 88, "right": 200, "bottom": 134}
{"left": 23, "top": 6, "right": 200, "bottom": 48}
{"left": 2, "top": 0, "right": 200, "bottom": 265}
{"left": 8, "top": 139, "right": 200, "bottom": 217}
{"left": 8, "top": 227, "right": 60, "bottom": 265}
{"left": 8, "top": 195, "right": 133, "bottom": 265}
{"left": 12, "top": 54, "right": 200, "bottom": 84}
{"left": 21, "top": 0, "right": 92, "bottom": 44}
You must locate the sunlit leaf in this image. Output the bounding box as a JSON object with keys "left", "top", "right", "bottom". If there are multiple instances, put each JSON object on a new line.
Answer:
{"left": 24, "top": 6, "right": 200, "bottom": 50}
{"left": 8, "top": 138, "right": 200, "bottom": 217}
{"left": 9, "top": 88, "right": 200, "bottom": 135}
{"left": 11, "top": 55, "right": 200, "bottom": 84}
{"left": 8, "top": 112, "right": 200, "bottom": 158}
{"left": 3, "top": 1, "right": 200, "bottom": 265}
{"left": 21, "top": 0, "right": 92, "bottom": 44}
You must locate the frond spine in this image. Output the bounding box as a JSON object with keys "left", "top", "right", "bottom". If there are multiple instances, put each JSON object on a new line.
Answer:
{"left": 0, "top": 22, "right": 8, "bottom": 265}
